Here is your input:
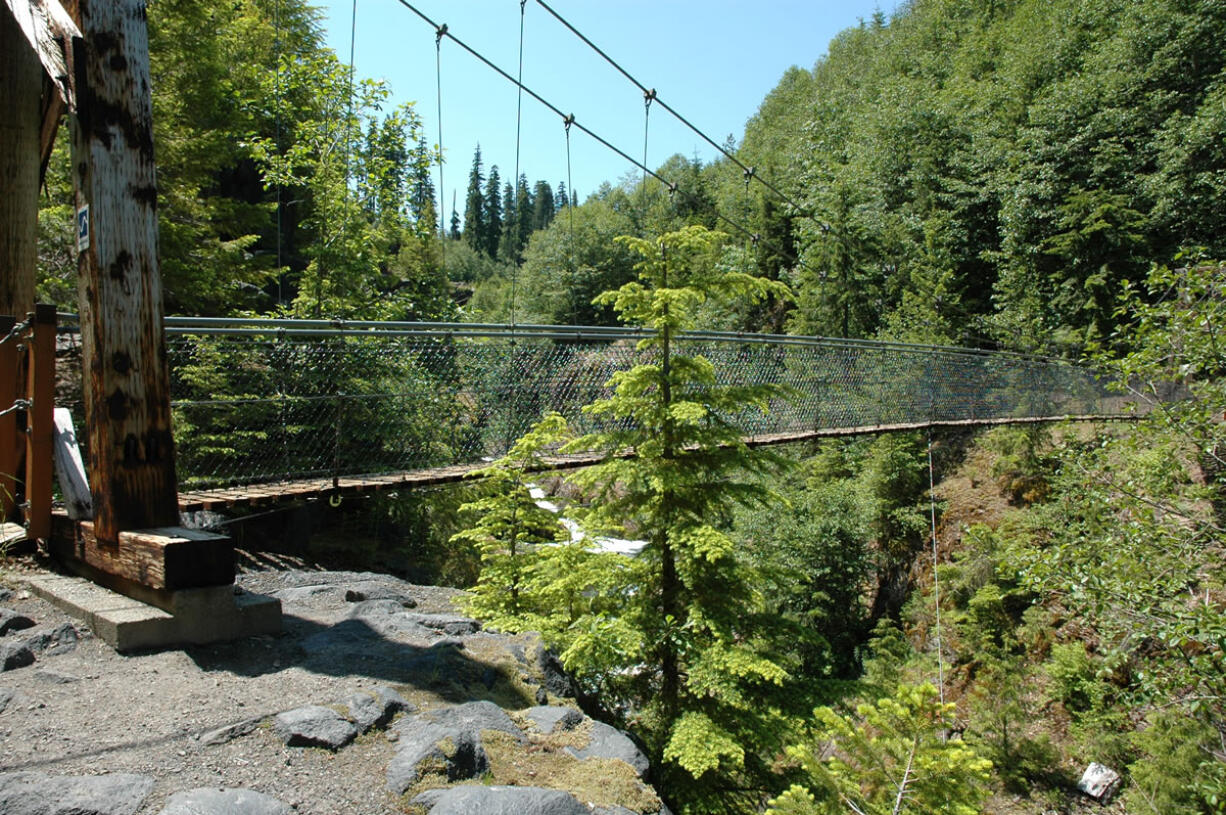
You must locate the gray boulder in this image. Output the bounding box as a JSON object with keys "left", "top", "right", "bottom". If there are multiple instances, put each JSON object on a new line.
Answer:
{"left": 0, "top": 643, "right": 34, "bottom": 672}
{"left": 0, "top": 771, "right": 153, "bottom": 815}
{"left": 522, "top": 705, "right": 584, "bottom": 734}
{"left": 414, "top": 700, "right": 525, "bottom": 741}
{"left": 386, "top": 721, "right": 488, "bottom": 793}
{"left": 407, "top": 613, "right": 481, "bottom": 637}
{"left": 158, "top": 788, "right": 292, "bottom": 815}
{"left": 537, "top": 648, "right": 575, "bottom": 697}
{"left": 0, "top": 608, "right": 35, "bottom": 635}
{"left": 346, "top": 598, "right": 416, "bottom": 619}
{"left": 411, "top": 786, "right": 588, "bottom": 815}
{"left": 343, "top": 686, "right": 411, "bottom": 732}
{"left": 343, "top": 583, "right": 417, "bottom": 606}
{"left": 565, "top": 721, "right": 650, "bottom": 778}
{"left": 273, "top": 705, "right": 358, "bottom": 749}
{"left": 21, "top": 623, "right": 79, "bottom": 656}
{"left": 386, "top": 701, "right": 525, "bottom": 793}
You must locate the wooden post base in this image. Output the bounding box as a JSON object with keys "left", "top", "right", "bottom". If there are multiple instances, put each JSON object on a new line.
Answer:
{"left": 49, "top": 511, "right": 234, "bottom": 611}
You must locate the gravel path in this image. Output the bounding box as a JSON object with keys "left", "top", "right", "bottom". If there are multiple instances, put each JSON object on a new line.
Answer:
{"left": 0, "top": 559, "right": 559, "bottom": 814}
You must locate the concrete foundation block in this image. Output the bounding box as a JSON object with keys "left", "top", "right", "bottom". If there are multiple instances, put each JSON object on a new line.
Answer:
{"left": 21, "top": 572, "right": 281, "bottom": 652}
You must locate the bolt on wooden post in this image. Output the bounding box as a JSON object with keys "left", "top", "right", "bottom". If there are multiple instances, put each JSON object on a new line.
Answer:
{"left": 70, "top": 0, "right": 179, "bottom": 545}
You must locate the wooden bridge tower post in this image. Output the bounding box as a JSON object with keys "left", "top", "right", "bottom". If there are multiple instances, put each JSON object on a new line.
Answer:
{"left": 49, "top": 0, "right": 242, "bottom": 606}
{"left": 2, "top": 0, "right": 279, "bottom": 649}
{"left": 69, "top": 0, "right": 180, "bottom": 545}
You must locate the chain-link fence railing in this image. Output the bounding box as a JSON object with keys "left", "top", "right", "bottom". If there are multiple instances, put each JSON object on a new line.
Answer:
{"left": 56, "top": 318, "right": 1127, "bottom": 491}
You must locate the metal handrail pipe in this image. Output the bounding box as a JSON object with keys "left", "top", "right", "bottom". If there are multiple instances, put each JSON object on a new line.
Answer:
{"left": 54, "top": 313, "right": 1085, "bottom": 367}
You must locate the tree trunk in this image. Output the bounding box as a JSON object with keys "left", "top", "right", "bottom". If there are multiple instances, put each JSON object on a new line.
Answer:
{"left": 71, "top": 0, "right": 178, "bottom": 545}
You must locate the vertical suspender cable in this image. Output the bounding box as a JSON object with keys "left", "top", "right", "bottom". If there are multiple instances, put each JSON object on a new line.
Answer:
{"left": 927, "top": 428, "right": 946, "bottom": 708}
{"left": 564, "top": 115, "right": 576, "bottom": 323}
{"left": 274, "top": 0, "right": 284, "bottom": 306}
{"left": 510, "top": 0, "right": 527, "bottom": 329}
{"left": 640, "top": 89, "right": 654, "bottom": 229}
{"left": 345, "top": 0, "right": 358, "bottom": 207}
{"left": 435, "top": 26, "right": 447, "bottom": 245}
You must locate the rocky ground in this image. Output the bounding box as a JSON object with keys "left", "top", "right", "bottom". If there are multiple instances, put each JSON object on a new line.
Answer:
{"left": 0, "top": 556, "right": 665, "bottom": 815}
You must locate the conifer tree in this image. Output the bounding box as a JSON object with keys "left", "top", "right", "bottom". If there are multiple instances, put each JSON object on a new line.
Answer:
{"left": 462, "top": 145, "right": 485, "bottom": 254}
{"left": 409, "top": 134, "right": 436, "bottom": 231}
{"left": 483, "top": 165, "right": 503, "bottom": 259}
{"left": 453, "top": 414, "right": 568, "bottom": 625}
{"left": 533, "top": 180, "right": 555, "bottom": 230}
{"left": 557, "top": 224, "right": 796, "bottom": 808}
{"left": 498, "top": 182, "right": 516, "bottom": 262}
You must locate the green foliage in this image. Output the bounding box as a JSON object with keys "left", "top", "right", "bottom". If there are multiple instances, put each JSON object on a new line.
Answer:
{"left": 1001, "top": 260, "right": 1226, "bottom": 795}
{"left": 454, "top": 414, "right": 570, "bottom": 625}
{"left": 739, "top": 465, "right": 874, "bottom": 681}
{"left": 1127, "top": 712, "right": 1226, "bottom": 815}
{"left": 1043, "top": 642, "right": 1103, "bottom": 715}
{"left": 542, "top": 225, "right": 796, "bottom": 811}
{"left": 732, "top": 0, "right": 1226, "bottom": 348}
{"left": 451, "top": 413, "right": 631, "bottom": 642}
{"left": 982, "top": 425, "right": 1055, "bottom": 505}
{"left": 767, "top": 683, "right": 992, "bottom": 815}
{"left": 965, "top": 655, "right": 1060, "bottom": 794}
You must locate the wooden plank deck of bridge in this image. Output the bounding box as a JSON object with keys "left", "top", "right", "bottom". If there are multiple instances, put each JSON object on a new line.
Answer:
{"left": 176, "top": 413, "right": 1129, "bottom": 513}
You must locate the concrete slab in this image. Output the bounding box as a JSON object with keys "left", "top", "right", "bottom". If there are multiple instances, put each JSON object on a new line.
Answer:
{"left": 20, "top": 572, "right": 281, "bottom": 652}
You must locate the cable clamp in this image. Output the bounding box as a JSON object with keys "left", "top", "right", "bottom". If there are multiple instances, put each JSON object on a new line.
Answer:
{"left": 667, "top": 182, "right": 678, "bottom": 196}
{"left": 563, "top": 113, "right": 575, "bottom": 133}
{"left": 435, "top": 23, "right": 448, "bottom": 45}
{"left": 0, "top": 399, "right": 31, "bottom": 419}
{"left": 643, "top": 88, "right": 656, "bottom": 109}
{"left": 750, "top": 233, "right": 761, "bottom": 246}
{"left": 743, "top": 166, "right": 755, "bottom": 191}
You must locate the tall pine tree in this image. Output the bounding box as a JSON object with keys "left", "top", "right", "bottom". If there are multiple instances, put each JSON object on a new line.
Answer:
{"left": 462, "top": 145, "right": 485, "bottom": 254}
{"left": 483, "top": 165, "right": 503, "bottom": 259}
{"left": 532, "top": 180, "right": 555, "bottom": 230}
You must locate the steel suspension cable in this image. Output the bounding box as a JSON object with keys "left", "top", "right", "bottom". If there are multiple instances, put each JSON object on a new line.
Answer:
{"left": 927, "top": 428, "right": 946, "bottom": 708}
{"left": 565, "top": 117, "right": 577, "bottom": 323}
{"left": 384, "top": 0, "right": 907, "bottom": 341}
{"left": 390, "top": 0, "right": 672, "bottom": 191}
{"left": 532, "top": 0, "right": 816, "bottom": 222}
{"left": 641, "top": 89, "right": 654, "bottom": 223}
{"left": 345, "top": 0, "right": 358, "bottom": 200}
{"left": 510, "top": 0, "right": 527, "bottom": 328}
{"left": 435, "top": 27, "right": 446, "bottom": 243}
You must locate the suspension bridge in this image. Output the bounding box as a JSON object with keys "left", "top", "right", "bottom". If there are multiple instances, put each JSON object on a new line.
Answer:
{"left": 47, "top": 316, "right": 1130, "bottom": 515}
{"left": 0, "top": 0, "right": 1141, "bottom": 647}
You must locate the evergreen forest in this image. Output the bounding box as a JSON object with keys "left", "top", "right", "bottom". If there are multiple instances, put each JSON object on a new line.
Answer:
{"left": 33, "top": 0, "right": 1226, "bottom": 813}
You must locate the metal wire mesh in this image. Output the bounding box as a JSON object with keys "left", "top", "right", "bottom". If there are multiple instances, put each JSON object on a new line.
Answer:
{"left": 56, "top": 319, "right": 1124, "bottom": 491}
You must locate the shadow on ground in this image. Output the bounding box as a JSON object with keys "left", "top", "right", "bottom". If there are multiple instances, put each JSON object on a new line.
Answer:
{"left": 184, "top": 613, "right": 536, "bottom": 710}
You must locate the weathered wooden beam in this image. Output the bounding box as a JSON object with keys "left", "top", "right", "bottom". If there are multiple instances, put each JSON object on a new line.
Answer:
{"left": 3, "top": 0, "right": 78, "bottom": 105}
{"left": 2, "top": 0, "right": 79, "bottom": 180}
{"left": 0, "top": 5, "right": 42, "bottom": 319}
{"left": 23, "top": 304, "right": 54, "bottom": 540}
{"left": 70, "top": 0, "right": 179, "bottom": 546}
{"left": 50, "top": 513, "right": 234, "bottom": 598}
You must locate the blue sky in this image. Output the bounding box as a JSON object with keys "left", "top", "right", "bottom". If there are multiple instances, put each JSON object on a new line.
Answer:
{"left": 313, "top": 0, "right": 899, "bottom": 222}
